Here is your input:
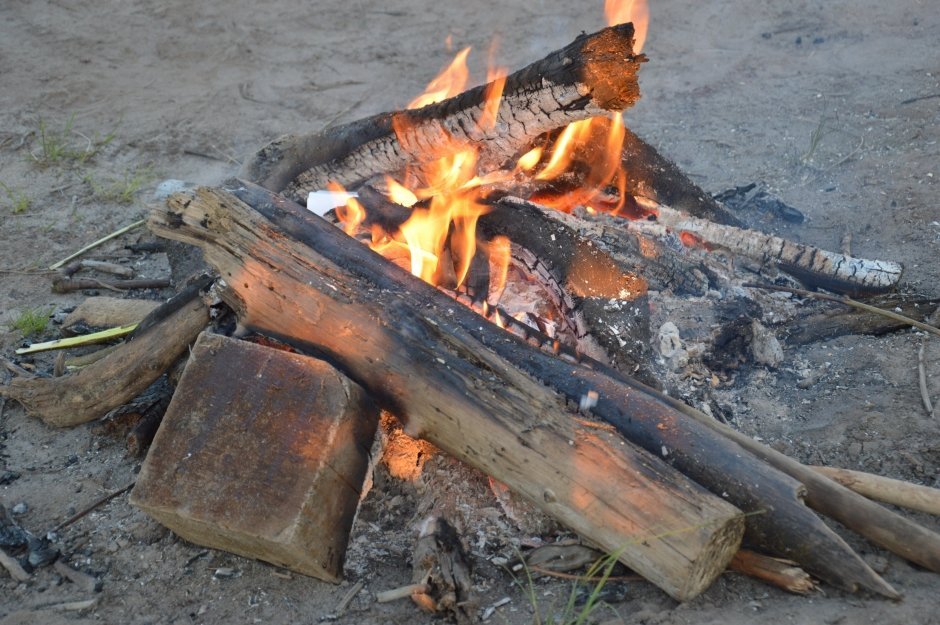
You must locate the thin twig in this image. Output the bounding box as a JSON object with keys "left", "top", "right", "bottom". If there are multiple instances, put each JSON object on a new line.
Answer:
{"left": 375, "top": 583, "right": 429, "bottom": 603}
{"left": 919, "top": 342, "right": 935, "bottom": 417}
{"left": 15, "top": 323, "right": 138, "bottom": 356}
{"left": 527, "top": 565, "right": 641, "bottom": 583}
{"left": 743, "top": 283, "right": 940, "bottom": 339}
{"left": 333, "top": 580, "right": 364, "bottom": 614}
{"left": 50, "top": 482, "right": 135, "bottom": 534}
{"left": 48, "top": 219, "right": 146, "bottom": 270}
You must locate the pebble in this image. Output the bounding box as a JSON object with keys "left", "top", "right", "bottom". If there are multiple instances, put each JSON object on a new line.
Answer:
{"left": 11, "top": 502, "right": 28, "bottom": 515}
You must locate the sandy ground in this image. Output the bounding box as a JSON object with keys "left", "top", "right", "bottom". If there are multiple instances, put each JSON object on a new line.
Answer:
{"left": 1, "top": 0, "right": 939, "bottom": 623}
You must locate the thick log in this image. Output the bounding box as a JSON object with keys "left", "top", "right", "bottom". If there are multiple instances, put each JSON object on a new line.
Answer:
{"left": 785, "top": 295, "right": 940, "bottom": 345}
{"left": 242, "top": 24, "right": 645, "bottom": 200}
{"left": 150, "top": 181, "right": 901, "bottom": 598}
{"left": 131, "top": 332, "right": 378, "bottom": 582}
{"left": 151, "top": 185, "right": 746, "bottom": 601}
{"left": 1, "top": 281, "right": 210, "bottom": 427}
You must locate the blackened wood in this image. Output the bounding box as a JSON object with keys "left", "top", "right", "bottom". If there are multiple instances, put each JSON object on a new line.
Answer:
{"left": 786, "top": 296, "right": 940, "bottom": 345}
{"left": 151, "top": 181, "right": 901, "bottom": 598}
{"left": 152, "top": 183, "right": 747, "bottom": 601}
{"left": 242, "top": 24, "right": 646, "bottom": 200}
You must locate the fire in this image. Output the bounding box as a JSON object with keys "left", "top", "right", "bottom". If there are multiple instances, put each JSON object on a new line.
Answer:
{"left": 407, "top": 47, "right": 471, "bottom": 109}
{"left": 605, "top": 0, "right": 649, "bottom": 53}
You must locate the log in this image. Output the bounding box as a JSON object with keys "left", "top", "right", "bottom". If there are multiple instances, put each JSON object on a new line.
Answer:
{"left": 729, "top": 550, "right": 815, "bottom": 595}
{"left": 61, "top": 296, "right": 160, "bottom": 336}
{"left": 811, "top": 466, "right": 940, "bottom": 517}
{"left": 150, "top": 181, "right": 900, "bottom": 598}
{"left": 1, "top": 280, "right": 210, "bottom": 427}
{"left": 151, "top": 184, "right": 746, "bottom": 601}
{"left": 241, "top": 24, "right": 646, "bottom": 200}
{"left": 130, "top": 332, "right": 379, "bottom": 582}
{"left": 785, "top": 295, "right": 940, "bottom": 345}
{"left": 628, "top": 198, "right": 903, "bottom": 295}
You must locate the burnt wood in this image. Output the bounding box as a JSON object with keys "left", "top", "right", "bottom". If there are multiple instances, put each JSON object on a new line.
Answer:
{"left": 242, "top": 24, "right": 646, "bottom": 200}
{"left": 150, "top": 181, "right": 911, "bottom": 598}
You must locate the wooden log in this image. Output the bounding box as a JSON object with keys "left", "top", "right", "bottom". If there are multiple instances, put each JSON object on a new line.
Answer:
{"left": 785, "top": 295, "right": 940, "bottom": 345}
{"left": 51, "top": 277, "right": 171, "bottom": 293}
{"left": 130, "top": 332, "right": 379, "bottom": 582}
{"left": 149, "top": 181, "right": 899, "bottom": 598}
{"left": 1, "top": 281, "right": 209, "bottom": 427}
{"left": 241, "top": 24, "right": 646, "bottom": 200}
{"left": 61, "top": 296, "right": 160, "bottom": 336}
{"left": 811, "top": 466, "right": 940, "bottom": 516}
{"left": 151, "top": 184, "right": 746, "bottom": 601}
{"left": 628, "top": 198, "right": 903, "bottom": 295}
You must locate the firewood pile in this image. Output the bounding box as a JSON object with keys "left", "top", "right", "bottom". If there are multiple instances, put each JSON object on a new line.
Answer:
{"left": 3, "top": 17, "right": 940, "bottom": 619}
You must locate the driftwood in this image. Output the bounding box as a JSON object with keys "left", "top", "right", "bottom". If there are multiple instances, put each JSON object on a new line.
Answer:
{"left": 1, "top": 279, "right": 210, "bottom": 426}
{"left": 150, "top": 181, "right": 914, "bottom": 598}
{"left": 152, "top": 183, "right": 750, "bottom": 601}
{"left": 811, "top": 466, "right": 940, "bottom": 517}
{"left": 242, "top": 24, "right": 646, "bottom": 200}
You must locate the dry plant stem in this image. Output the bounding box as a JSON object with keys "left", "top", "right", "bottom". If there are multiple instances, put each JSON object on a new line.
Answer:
{"left": 376, "top": 584, "right": 431, "bottom": 603}
{"left": 48, "top": 219, "right": 146, "bottom": 270}
{"left": 633, "top": 203, "right": 903, "bottom": 295}
{"left": 744, "top": 283, "right": 940, "bottom": 338}
{"left": 0, "top": 549, "right": 30, "bottom": 582}
{"left": 151, "top": 182, "right": 902, "bottom": 599}
{"left": 811, "top": 467, "right": 940, "bottom": 516}
{"left": 15, "top": 323, "right": 138, "bottom": 355}
{"left": 919, "top": 342, "right": 935, "bottom": 416}
{"left": 729, "top": 550, "right": 815, "bottom": 595}
{"left": 51, "top": 482, "right": 135, "bottom": 534}
{"left": 243, "top": 24, "right": 645, "bottom": 198}
{"left": 1, "top": 294, "right": 208, "bottom": 427}
{"left": 153, "top": 184, "right": 747, "bottom": 601}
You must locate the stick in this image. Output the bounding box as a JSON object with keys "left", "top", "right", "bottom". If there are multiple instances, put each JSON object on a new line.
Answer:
{"left": 53, "top": 560, "right": 101, "bottom": 592}
{"left": 15, "top": 323, "right": 138, "bottom": 355}
{"left": 51, "top": 482, "right": 135, "bottom": 534}
{"left": 811, "top": 466, "right": 940, "bottom": 516}
{"left": 729, "top": 550, "right": 815, "bottom": 595}
{"left": 919, "top": 342, "right": 935, "bottom": 416}
{"left": 744, "top": 283, "right": 940, "bottom": 338}
{"left": 0, "top": 549, "right": 30, "bottom": 582}
{"left": 61, "top": 260, "right": 135, "bottom": 278}
{"left": 376, "top": 583, "right": 431, "bottom": 603}
{"left": 48, "top": 219, "right": 146, "bottom": 270}
{"left": 631, "top": 200, "right": 903, "bottom": 295}
{"left": 51, "top": 277, "right": 170, "bottom": 293}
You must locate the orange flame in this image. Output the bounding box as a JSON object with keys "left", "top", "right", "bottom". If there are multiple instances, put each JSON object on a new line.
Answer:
{"left": 605, "top": 0, "right": 649, "bottom": 53}
{"left": 328, "top": 182, "right": 365, "bottom": 236}
{"left": 407, "top": 46, "right": 471, "bottom": 109}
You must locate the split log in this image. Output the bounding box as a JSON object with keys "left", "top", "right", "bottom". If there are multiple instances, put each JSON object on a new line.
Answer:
{"left": 627, "top": 198, "right": 903, "bottom": 295}
{"left": 729, "top": 550, "right": 815, "bottom": 595}
{"left": 241, "top": 24, "right": 646, "bottom": 200}
{"left": 152, "top": 184, "right": 746, "bottom": 601}
{"left": 150, "top": 181, "right": 902, "bottom": 598}
{"left": 811, "top": 466, "right": 940, "bottom": 517}
{"left": 131, "top": 332, "right": 378, "bottom": 582}
{"left": 61, "top": 297, "right": 160, "bottom": 336}
{"left": 1, "top": 279, "right": 210, "bottom": 427}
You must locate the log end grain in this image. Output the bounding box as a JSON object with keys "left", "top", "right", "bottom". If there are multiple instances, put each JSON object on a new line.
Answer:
{"left": 130, "top": 332, "right": 379, "bottom": 582}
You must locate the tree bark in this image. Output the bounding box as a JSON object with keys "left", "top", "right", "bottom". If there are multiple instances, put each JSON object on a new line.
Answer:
{"left": 241, "top": 24, "right": 646, "bottom": 200}
{"left": 149, "top": 181, "right": 904, "bottom": 598}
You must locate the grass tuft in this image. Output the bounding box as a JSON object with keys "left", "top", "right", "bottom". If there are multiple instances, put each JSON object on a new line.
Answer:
{"left": 9, "top": 307, "right": 52, "bottom": 338}
{"left": 0, "top": 182, "right": 31, "bottom": 214}
{"left": 30, "top": 114, "right": 116, "bottom": 167}
{"left": 84, "top": 167, "right": 153, "bottom": 204}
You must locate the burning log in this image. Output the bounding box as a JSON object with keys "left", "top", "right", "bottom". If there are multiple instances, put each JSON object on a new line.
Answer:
{"left": 1, "top": 279, "right": 210, "bottom": 427}
{"left": 626, "top": 198, "right": 903, "bottom": 295}
{"left": 150, "top": 181, "right": 916, "bottom": 599}
{"left": 151, "top": 183, "right": 747, "bottom": 601}
{"left": 241, "top": 24, "right": 646, "bottom": 200}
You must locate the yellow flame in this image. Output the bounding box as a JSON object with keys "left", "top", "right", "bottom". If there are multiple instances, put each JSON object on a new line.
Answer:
{"left": 328, "top": 181, "right": 365, "bottom": 236}
{"left": 407, "top": 47, "right": 471, "bottom": 110}
{"left": 605, "top": 0, "right": 649, "bottom": 53}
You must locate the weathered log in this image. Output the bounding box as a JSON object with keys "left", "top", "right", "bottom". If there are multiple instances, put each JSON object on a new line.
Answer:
{"left": 151, "top": 184, "right": 747, "bottom": 601}
{"left": 242, "top": 24, "right": 646, "bottom": 200}
{"left": 150, "top": 181, "right": 901, "bottom": 598}
{"left": 1, "top": 280, "right": 210, "bottom": 427}
{"left": 811, "top": 466, "right": 940, "bottom": 517}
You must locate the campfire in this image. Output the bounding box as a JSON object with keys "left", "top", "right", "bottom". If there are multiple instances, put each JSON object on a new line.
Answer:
{"left": 4, "top": 0, "right": 939, "bottom": 617}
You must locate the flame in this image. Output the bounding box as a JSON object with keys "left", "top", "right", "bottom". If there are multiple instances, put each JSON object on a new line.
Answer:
{"left": 407, "top": 46, "right": 471, "bottom": 109}
{"left": 328, "top": 182, "right": 365, "bottom": 236}
{"left": 605, "top": 0, "right": 649, "bottom": 53}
